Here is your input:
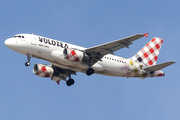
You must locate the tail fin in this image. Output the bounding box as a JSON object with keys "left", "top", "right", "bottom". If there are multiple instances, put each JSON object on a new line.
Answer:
{"left": 131, "top": 37, "right": 163, "bottom": 66}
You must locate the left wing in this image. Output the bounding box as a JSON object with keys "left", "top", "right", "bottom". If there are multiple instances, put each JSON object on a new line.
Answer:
{"left": 84, "top": 33, "right": 148, "bottom": 66}
{"left": 85, "top": 33, "right": 148, "bottom": 55}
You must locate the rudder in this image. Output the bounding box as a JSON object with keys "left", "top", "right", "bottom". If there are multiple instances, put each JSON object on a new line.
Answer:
{"left": 131, "top": 37, "right": 163, "bottom": 66}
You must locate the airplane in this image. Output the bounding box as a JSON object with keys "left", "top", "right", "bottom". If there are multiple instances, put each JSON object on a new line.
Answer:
{"left": 4, "top": 33, "right": 175, "bottom": 86}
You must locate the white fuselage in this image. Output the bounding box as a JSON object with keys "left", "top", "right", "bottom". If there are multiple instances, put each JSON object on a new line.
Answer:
{"left": 5, "top": 33, "right": 162, "bottom": 78}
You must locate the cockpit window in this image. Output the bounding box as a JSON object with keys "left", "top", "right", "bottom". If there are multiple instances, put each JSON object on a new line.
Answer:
{"left": 13, "top": 35, "right": 25, "bottom": 38}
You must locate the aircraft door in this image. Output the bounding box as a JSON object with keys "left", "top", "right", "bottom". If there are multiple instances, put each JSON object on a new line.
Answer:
{"left": 31, "top": 34, "right": 37, "bottom": 46}
{"left": 30, "top": 34, "right": 42, "bottom": 58}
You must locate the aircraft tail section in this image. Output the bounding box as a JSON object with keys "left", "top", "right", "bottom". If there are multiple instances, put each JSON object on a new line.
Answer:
{"left": 131, "top": 37, "right": 163, "bottom": 66}
{"left": 143, "top": 61, "right": 175, "bottom": 72}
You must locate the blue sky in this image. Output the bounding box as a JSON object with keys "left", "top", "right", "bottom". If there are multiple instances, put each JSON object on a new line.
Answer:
{"left": 1, "top": 0, "right": 180, "bottom": 120}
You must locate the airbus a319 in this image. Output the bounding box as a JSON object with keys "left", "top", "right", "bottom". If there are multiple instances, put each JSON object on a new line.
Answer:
{"left": 5, "top": 33, "right": 175, "bottom": 86}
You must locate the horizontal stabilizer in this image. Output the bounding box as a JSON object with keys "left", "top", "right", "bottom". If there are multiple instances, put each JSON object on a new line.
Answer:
{"left": 143, "top": 61, "right": 175, "bottom": 72}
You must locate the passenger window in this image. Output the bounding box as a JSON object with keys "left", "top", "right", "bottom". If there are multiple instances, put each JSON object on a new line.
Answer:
{"left": 22, "top": 36, "right": 24, "bottom": 38}
{"left": 18, "top": 36, "right": 21, "bottom": 38}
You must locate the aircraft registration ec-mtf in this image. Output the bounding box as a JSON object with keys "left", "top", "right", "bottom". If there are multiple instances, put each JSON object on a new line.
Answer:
{"left": 5, "top": 33, "right": 175, "bottom": 86}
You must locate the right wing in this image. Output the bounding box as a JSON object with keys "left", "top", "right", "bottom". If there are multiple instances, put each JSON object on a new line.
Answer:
{"left": 51, "top": 65, "right": 76, "bottom": 84}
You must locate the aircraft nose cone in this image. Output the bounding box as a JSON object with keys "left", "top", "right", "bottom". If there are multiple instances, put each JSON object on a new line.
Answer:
{"left": 5, "top": 39, "right": 11, "bottom": 47}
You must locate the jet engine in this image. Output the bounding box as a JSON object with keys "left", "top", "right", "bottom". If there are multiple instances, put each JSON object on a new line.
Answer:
{"left": 63, "top": 48, "right": 89, "bottom": 62}
{"left": 33, "top": 64, "right": 54, "bottom": 78}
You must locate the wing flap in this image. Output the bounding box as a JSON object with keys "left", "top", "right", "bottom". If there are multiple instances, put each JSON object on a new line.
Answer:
{"left": 143, "top": 61, "right": 175, "bottom": 72}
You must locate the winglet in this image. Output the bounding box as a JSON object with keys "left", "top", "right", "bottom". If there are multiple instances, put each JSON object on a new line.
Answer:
{"left": 56, "top": 81, "right": 60, "bottom": 85}
{"left": 144, "top": 33, "right": 149, "bottom": 38}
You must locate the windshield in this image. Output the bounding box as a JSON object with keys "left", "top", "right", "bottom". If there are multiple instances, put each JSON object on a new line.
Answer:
{"left": 13, "top": 35, "right": 25, "bottom": 38}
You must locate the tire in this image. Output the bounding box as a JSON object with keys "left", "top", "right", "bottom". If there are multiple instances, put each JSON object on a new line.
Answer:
{"left": 66, "top": 79, "right": 75, "bottom": 86}
{"left": 86, "top": 68, "right": 94, "bottom": 76}
{"left": 25, "top": 62, "right": 30, "bottom": 66}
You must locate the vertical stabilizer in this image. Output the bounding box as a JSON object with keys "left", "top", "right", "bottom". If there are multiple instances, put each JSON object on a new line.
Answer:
{"left": 131, "top": 37, "right": 163, "bottom": 66}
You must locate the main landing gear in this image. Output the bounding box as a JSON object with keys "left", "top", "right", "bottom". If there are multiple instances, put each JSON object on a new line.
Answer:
{"left": 66, "top": 74, "right": 75, "bottom": 86}
{"left": 86, "top": 68, "right": 94, "bottom": 76}
{"left": 25, "top": 55, "right": 31, "bottom": 67}
{"left": 66, "top": 79, "right": 75, "bottom": 86}
{"left": 65, "top": 68, "right": 94, "bottom": 86}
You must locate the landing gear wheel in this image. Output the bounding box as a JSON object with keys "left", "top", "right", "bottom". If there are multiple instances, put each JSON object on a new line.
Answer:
{"left": 25, "top": 62, "right": 30, "bottom": 66}
{"left": 86, "top": 68, "right": 94, "bottom": 76}
{"left": 66, "top": 79, "right": 75, "bottom": 86}
{"left": 25, "top": 55, "right": 31, "bottom": 67}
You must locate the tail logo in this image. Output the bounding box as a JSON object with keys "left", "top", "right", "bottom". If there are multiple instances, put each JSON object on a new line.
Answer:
{"left": 131, "top": 37, "right": 163, "bottom": 66}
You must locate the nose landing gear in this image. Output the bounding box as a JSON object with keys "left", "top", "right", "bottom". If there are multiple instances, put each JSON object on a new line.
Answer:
{"left": 25, "top": 55, "right": 31, "bottom": 67}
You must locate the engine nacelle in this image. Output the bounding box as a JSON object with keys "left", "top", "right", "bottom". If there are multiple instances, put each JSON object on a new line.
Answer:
{"left": 63, "top": 48, "right": 88, "bottom": 62}
{"left": 33, "top": 64, "right": 54, "bottom": 78}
